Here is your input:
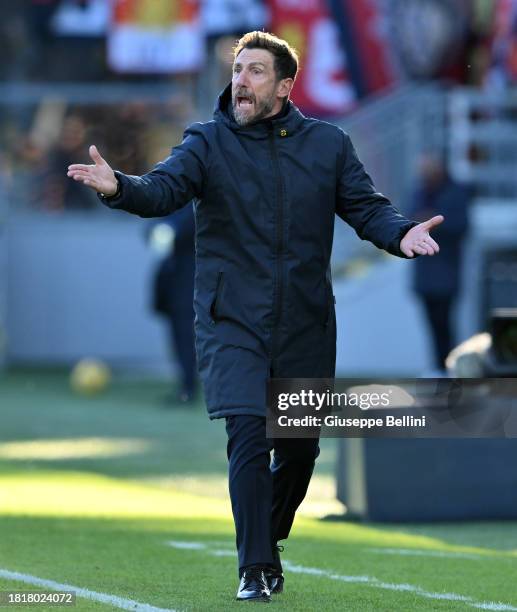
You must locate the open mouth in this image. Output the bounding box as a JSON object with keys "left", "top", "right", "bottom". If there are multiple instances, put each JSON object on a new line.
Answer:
{"left": 236, "top": 96, "right": 254, "bottom": 108}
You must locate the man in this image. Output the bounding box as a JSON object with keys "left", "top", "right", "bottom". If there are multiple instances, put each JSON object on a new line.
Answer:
{"left": 68, "top": 31, "right": 442, "bottom": 603}
{"left": 408, "top": 153, "right": 470, "bottom": 372}
{"left": 148, "top": 204, "right": 197, "bottom": 403}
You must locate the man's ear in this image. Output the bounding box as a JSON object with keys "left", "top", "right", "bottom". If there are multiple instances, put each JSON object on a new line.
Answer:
{"left": 277, "top": 78, "right": 294, "bottom": 99}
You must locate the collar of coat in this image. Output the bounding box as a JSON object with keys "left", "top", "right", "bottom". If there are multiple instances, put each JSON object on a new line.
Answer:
{"left": 213, "top": 83, "right": 305, "bottom": 139}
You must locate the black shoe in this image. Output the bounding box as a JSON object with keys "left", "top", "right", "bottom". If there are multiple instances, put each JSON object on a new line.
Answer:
{"left": 266, "top": 545, "right": 284, "bottom": 594}
{"left": 236, "top": 566, "right": 271, "bottom": 602}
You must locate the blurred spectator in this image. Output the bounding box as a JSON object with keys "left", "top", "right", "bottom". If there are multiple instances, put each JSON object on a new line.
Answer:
{"left": 22, "top": 0, "right": 61, "bottom": 80}
{"left": 148, "top": 204, "right": 196, "bottom": 404}
{"left": 408, "top": 154, "right": 471, "bottom": 372}
{"left": 485, "top": 0, "right": 517, "bottom": 90}
{"left": 462, "top": 0, "right": 496, "bottom": 87}
{"left": 92, "top": 103, "right": 150, "bottom": 176}
{"left": 1, "top": 98, "right": 188, "bottom": 213}
{"left": 43, "top": 114, "right": 97, "bottom": 211}
{"left": 7, "top": 134, "right": 47, "bottom": 211}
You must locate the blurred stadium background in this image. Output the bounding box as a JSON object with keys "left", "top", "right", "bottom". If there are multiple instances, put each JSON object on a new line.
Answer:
{"left": 2, "top": 0, "right": 517, "bottom": 375}
{"left": 1, "top": 1, "right": 517, "bottom": 610}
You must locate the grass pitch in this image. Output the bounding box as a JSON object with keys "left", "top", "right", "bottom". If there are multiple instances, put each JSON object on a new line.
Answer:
{"left": 0, "top": 369, "right": 516, "bottom": 611}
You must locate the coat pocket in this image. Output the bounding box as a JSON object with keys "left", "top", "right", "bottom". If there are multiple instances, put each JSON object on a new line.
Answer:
{"left": 210, "top": 271, "right": 224, "bottom": 323}
{"left": 324, "top": 283, "right": 335, "bottom": 327}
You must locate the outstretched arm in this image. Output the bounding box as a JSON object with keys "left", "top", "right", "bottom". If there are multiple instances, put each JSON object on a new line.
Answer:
{"left": 67, "top": 124, "right": 208, "bottom": 218}
{"left": 336, "top": 132, "right": 421, "bottom": 257}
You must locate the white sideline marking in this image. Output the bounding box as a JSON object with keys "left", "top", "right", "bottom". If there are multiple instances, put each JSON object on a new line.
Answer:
{"left": 166, "top": 540, "right": 517, "bottom": 611}
{"left": 165, "top": 541, "right": 234, "bottom": 558}
{"left": 0, "top": 569, "right": 176, "bottom": 612}
{"left": 166, "top": 541, "right": 205, "bottom": 550}
{"left": 367, "top": 547, "right": 488, "bottom": 561}
{"left": 211, "top": 550, "right": 235, "bottom": 557}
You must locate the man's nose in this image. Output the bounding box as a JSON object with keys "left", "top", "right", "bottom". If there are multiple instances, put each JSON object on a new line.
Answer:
{"left": 234, "top": 70, "right": 249, "bottom": 87}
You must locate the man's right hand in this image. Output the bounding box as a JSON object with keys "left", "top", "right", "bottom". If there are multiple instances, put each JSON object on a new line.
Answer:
{"left": 67, "top": 145, "right": 118, "bottom": 196}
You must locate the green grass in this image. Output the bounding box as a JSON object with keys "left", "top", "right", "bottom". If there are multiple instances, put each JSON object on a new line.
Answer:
{"left": 0, "top": 369, "right": 516, "bottom": 611}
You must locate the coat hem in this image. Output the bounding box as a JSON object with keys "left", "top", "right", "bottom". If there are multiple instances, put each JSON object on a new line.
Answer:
{"left": 208, "top": 406, "right": 266, "bottom": 420}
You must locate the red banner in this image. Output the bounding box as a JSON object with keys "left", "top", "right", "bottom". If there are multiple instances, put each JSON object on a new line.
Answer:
{"left": 269, "top": 0, "right": 357, "bottom": 117}
{"left": 488, "top": 0, "right": 517, "bottom": 86}
{"left": 340, "top": 0, "right": 398, "bottom": 93}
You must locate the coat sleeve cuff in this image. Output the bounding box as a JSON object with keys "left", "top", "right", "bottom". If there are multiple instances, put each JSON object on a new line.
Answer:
{"left": 388, "top": 220, "right": 419, "bottom": 258}
{"left": 97, "top": 171, "right": 124, "bottom": 208}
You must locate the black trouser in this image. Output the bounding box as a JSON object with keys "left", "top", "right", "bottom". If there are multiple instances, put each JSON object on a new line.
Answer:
{"left": 421, "top": 295, "right": 454, "bottom": 369}
{"left": 225, "top": 415, "right": 320, "bottom": 574}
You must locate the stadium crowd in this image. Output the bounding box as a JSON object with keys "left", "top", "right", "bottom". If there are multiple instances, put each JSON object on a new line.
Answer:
{"left": 1, "top": 0, "right": 517, "bottom": 214}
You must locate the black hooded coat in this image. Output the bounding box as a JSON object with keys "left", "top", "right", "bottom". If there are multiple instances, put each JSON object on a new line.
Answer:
{"left": 102, "top": 84, "right": 416, "bottom": 418}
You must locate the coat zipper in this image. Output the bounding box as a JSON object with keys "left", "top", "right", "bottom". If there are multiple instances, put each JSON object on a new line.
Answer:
{"left": 268, "top": 125, "right": 285, "bottom": 365}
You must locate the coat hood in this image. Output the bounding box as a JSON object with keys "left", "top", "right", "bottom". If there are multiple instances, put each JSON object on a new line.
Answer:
{"left": 213, "top": 82, "right": 305, "bottom": 138}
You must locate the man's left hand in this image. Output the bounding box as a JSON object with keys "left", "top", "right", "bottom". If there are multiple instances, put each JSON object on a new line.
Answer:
{"left": 400, "top": 215, "right": 444, "bottom": 258}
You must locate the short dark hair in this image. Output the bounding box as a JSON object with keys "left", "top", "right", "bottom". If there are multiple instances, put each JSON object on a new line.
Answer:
{"left": 233, "top": 31, "right": 299, "bottom": 81}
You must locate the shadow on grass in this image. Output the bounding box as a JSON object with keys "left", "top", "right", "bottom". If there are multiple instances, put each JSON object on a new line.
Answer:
{"left": 0, "top": 369, "right": 337, "bottom": 482}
